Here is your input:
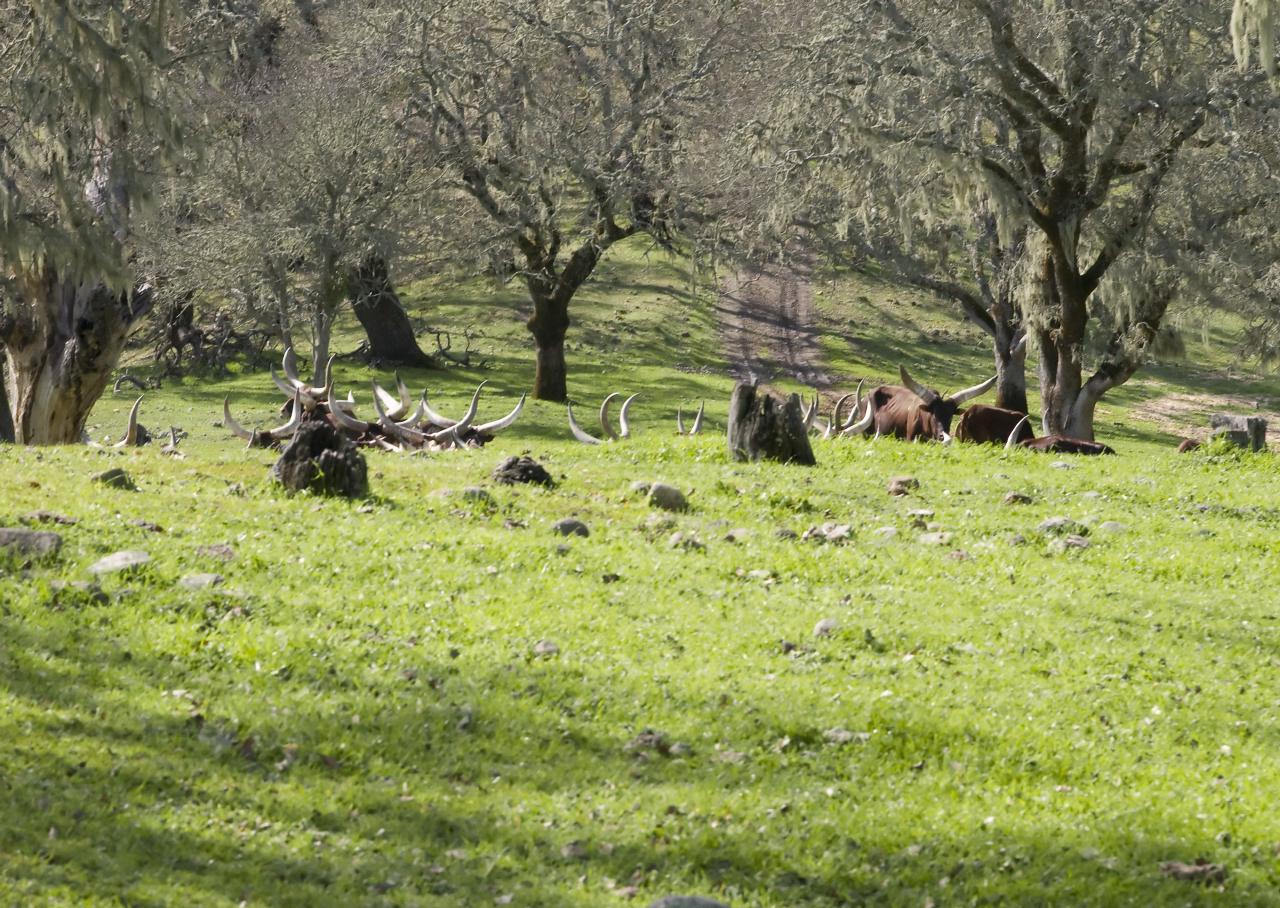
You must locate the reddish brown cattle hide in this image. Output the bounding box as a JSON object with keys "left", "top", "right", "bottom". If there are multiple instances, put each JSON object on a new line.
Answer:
{"left": 955, "top": 404, "right": 1034, "bottom": 445}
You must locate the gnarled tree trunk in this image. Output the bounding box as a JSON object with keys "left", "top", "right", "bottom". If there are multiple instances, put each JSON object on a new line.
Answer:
{"left": 347, "top": 253, "right": 433, "bottom": 368}
{"left": 0, "top": 361, "right": 13, "bottom": 443}
{"left": 527, "top": 295, "right": 569, "bottom": 402}
{"left": 0, "top": 273, "right": 153, "bottom": 445}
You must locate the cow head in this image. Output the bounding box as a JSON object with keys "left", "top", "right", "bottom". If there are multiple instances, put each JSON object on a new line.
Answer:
{"left": 898, "top": 365, "right": 998, "bottom": 435}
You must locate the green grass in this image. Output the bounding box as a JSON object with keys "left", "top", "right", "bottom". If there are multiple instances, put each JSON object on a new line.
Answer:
{"left": 5, "top": 241, "right": 1280, "bottom": 906}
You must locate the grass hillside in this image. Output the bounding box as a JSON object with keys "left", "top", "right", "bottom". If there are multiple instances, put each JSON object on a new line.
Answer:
{"left": 5, "top": 242, "right": 1280, "bottom": 906}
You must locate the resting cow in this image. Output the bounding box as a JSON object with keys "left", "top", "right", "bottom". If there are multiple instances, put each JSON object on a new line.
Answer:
{"left": 1004, "top": 416, "right": 1115, "bottom": 455}
{"left": 955, "top": 404, "right": 1034, "bottom": 445}
{"left": 843, "top": 366, "right": 997, "bottom": 442}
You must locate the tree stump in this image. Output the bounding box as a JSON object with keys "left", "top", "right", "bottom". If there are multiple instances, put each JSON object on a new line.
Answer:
{"left": 1210, "top": 414, "right": 1267, "bottom": 452}
{"left": 271, "top": 420, "right": 369, "bottom": 497}
{"left": 726, "top": 383, "right": 816, "bottom": 465}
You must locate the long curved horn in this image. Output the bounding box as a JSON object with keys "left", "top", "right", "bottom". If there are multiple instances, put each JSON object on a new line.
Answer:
{"left": 113, "top": 396, "right": 143, "bottom": 447}
{"left": 802, "top": 392, "right": 818, "bottom": 429}
{"left": 271, "top": 363, "right": 304, "bottom": 398}
{"left": 420, "top": 391, "right": 455, "bottom": 428}
{"left": 691, "top": 401, "right": 705, "bottom": 435}
{"left": 474, "top": 393, "right": 526, "bottom": 435}
{"left": 839, "top": 379, "right": 865, "bottom": 431}
{"left": 394, "top": 372, "right": 413, "bottom": 414}
{"left": 817, "top": 418, "right": 833, "bottom": 440}
{"left": 223, "top": 398, "right": 255, "bottom": 441}
{"left": 283, "top": 346, "right": 302, "bottom": 385}
{"left": 899, "top": 365, "right": 931, "bottom": 399}
{"left": 318, "top": 354, "right": 336, "bottom": 398}
{"left": 830, "top": 394, "right": 852, "bottom": 434}
{"left": 372, "top": 380, "right": 407, "bottom": 421}
{"left": 374, "top": 391, "right": 427, "bottom": 446}
{"left": 266, "top": 391, "right": 304, "bottom": 440}
{"left": 568, "top": 401, "right": 603, "bottom": 445}
{"left": 396, "top": 397, "right": 428, "bottom": 429}
{"left": 676, "top": 407, "right": 685, "bottom": 435}
{"left": 427, "top": 382, "right": 485, "bottom": 441}
{"left": 1006, "top": 415, "right": 1031, "bottom": 451}
{"left": 329, "top": 387, "right": 371, "bottom": 434}
{"left": 844, "top": 394, "right": 876, "bottom": 435}
{"left": 599, "top": 392, "right": 621, "bottom": 441}
{"left": 618, "top": 393, "right": 639, "bottom": 438}
{"left": 949, "top": 374, "right": 998, "bottom": 405}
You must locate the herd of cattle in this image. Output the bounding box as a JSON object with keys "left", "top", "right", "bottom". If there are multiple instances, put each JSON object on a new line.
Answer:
{"left": 781, "top": 365, "right": 1118, "bottom": 455}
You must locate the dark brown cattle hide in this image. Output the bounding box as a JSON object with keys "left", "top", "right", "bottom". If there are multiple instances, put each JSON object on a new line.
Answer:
{"left": 955, "top": 404, "right": 1034, "bottom": 445}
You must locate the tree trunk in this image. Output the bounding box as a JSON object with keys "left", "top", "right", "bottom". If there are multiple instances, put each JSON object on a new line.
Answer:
{"left": 347, "top": 253, "right": 433, "bottom": 368}
{"left": 993, "top": 337, "right": 1028, "bottom": 414}
{"left": 527, "top": 294, "right": 570, "bottom": 402}
{"left": 0, "top": 276, "right": 153, "bottom": 445}
{"left": 0, "top": 361, "right": 13, "bottom": 443}
{"left": 310, "top": 311, "right": 331, "bottom": 386}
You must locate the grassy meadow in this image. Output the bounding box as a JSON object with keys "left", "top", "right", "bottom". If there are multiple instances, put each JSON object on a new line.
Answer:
{"left": 3, "top": 240, "right": 1280, "bottom": 906}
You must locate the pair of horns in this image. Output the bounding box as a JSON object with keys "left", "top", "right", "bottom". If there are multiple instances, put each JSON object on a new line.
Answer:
{"left": 900, "top": 365, "right": 997, "bottom": 406}
{"left": 676, "top": 402, "right": 705, "bottom": 435}
{"left": 224, "top": 389, "right": 304, "bottom": 445}
{"left": 568, "top": 393, "right": 638, "bottom": 445}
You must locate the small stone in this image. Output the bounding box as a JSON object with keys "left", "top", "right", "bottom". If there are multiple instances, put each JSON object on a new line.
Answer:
{"left": 824, "top": 727, "right": 856, "bottom": 744}
{"left": 128, "top": 519, "right": 163, "bottom": 533}
{"left": 647, "top": 897, "right": 731, "bottom": 908}
{"left": 888, "top": 476, "right": 919, "bottom": 496}
{"left": 492, "top": 456, "right": 555, "bottom": 487}
{"left": 918, "top": 531, "right": 953, "bottom": 545}
{"left": 1049, "top": 535, "right": 1091, "bottom": 553}
{"left": 49, "top": 580, "right": 108, "bottom": 606}
{"left": 630, "top": 480, "right": 652, "bottom": 495}
{"left": 774, "top": 527, "right": 799, "bottom": 540}
{"left": 1038, "top": 517, "right": 1087, "bottom": 536}
{"left": 814, "top": 618, "right": 839, "bottom": 638}
{"left": 907, "top": 508, "right": 934, "bottom": 518}
{"left": 724, "top": 528, "right": 749, "bottom": 543}
{"left": 356, "top": 504, "right": 375, "bottom": 514}
{"left": 551, "top": 518, "right": 589, "bottom": 538}
{"left": 1007, "top": 533, "right": 1027, "bottom": 546}
{"left": 461, "top": 486, "right": 493, "bottom": 505}
{"left": 560, "top": 841, "right": 588, "bottom": 860}
{"left": 92, "top": 468, "right": 136, "bottom": 491}
{"left": 1080, "top": 491, "right": 1103, "bottom": 500}
{"left": 0, "top": 528, "right": 63, "bottom": 561}
{"left": 668, "top": 531, "right": 704, "bottom": 551}
{"left": 532, "top": 639, "right": 560, "bottom": 658}
{"left": 1003, "top": 491, "right": 1033, "bottom": 506}
{"left": 648, "top": 483, "right": 690, "bottom": 512}
{"left": 196, "top": 543, "right": 236, "bottom": 562}
{"left": 668, "top": 742, "right": 693, "bottom": 758}
{"left": 179, "top": 573, "right": 224, "bottom": 590}
{"left": 1050, "top": 461, "right": 1073, "bottom": 470}
{"left": 1099, "top": 521, "right": 1127, "bottom": 534}
{"left": 88, "top": 550, "right": 151, "bottom": 575}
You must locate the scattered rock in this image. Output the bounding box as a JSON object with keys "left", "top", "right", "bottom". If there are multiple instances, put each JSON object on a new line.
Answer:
{"left": 667, "top": 530, "right": 705, "bottom": 551}
{"left": 460, "top": 486, "right": 493, "bottom": 505}
{"left": 625, "top": 729, "right": 675, "bottom": 756}
{"left": 873, "top": 526, "right": 898, "bottom": 539}
{"left": 270, "top": 420, "right": 368, "bottom": 498}
{"left": 532, "top": 639, "right": 560, "bottom": 658}
{"left": 723, "top": 527, "right": 749, "bottom": 543}
{"left": 1050, "top": 461, "right": 1073, "bottom": 470}
{"left": 648, "top": 483, "right": 690, "bottom": 512}
{"left": 49, "top": 580, "right": 108, "bottom": 606}
{"left": 648, "top": 897, "right": 730, "bottom": 908}
{"left": 888, "top": 476, "right": 919, "bottom": 496}
{"left": 1159, "top": 860, "right": 1226, "bottom": 885}
{"left": 1099, "top": 521, "right": 1127, "bottom": 534}
{"left": 560, "top": 841, "right": 588, "bottom": 860}
{"left": 128, "top": 519, "right": 163, "bottom": 533}
{"left": 907, "top": 508, "right": 934, "bottom": 518}
{"left": 802, "top": 522, "right": 853, "bottom": 544}
{"left": 492, "top": 456, "right": 555, "bottom": 487}
{"left": 824, "top": 727, "right": 857, "bottom": 745}
{"left": 629, "top": 480, "right": 652, "bottom": 495}
{"left": 1003, "top": 491, "right": 1033, "bottom": 506}
{"left": 774, "top": 527, "right": 799, "bottom": 540}
{"left": 88, "top": 550, "right": 151, "bottom": 575}
{"left": 92, "top": 468, "right": 136, "bottom": 491}
{"left": 22, "top": 511, "right": 78, "bottom": 526}
{"left": 0, "top": 528, "right": 62, "bottom": 561}
{"left": 1049, "top": 535, "right": 1091, "bottom": 553}
{"left": 814, "top": 618, "right": 839, "bottom": 638}
{"left": 1038, "top": 516, "right": 1088, "bottom": 536}
{"left": 1007, "top": 533, "right": 1027, "bottom": 546}
{"left": 179, "top": 573, "right": 224, "bottom": 590}
{"left": 1080, "top": 490, "right": 1103, "bottom": 500}
{"left": 196, "top": 543, "right": 236, "bottom": 562}
{"left": 918, "top": 531, "right": 953, "bottom": 546}
{"left": 552, "top": 518, "right": 590, "bottom": 538}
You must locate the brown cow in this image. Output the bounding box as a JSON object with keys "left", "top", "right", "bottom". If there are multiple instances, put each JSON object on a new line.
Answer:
{"left": 844, "top": 366, "right": 997, "bottom": 442}
{"left": 955, "top": 404, "right": 1034, "bottom": 445}
{"left": 1003, "top": 416, "right": 1115, "bottom": 455}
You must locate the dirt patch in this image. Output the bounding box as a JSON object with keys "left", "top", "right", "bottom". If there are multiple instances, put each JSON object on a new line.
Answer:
{"left": 1130, "top": 391, "right": 1280, "bottom": 439}
{"left": 717, "top": 259, "right": 833, "bottom": 388}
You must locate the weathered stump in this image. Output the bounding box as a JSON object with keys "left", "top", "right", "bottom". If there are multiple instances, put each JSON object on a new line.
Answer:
{"left": 271, "top": 420, "right": 369, "bottom": 497}
{"left": 726, "top": 383, "right": 816, "bottom": 465}
{"left": 1210, "top": 414, "right": 1267, "bottom": 452}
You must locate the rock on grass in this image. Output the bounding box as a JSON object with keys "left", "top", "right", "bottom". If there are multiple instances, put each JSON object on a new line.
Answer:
{"left": 0, "top": 528, "right": 62, "bottom": 561}
{"left": 92, "top": 468, "right": 136, "bottom": 491}
{"left": 552, "top": 518, "right": 589, "bottom": 538}
{"left": 648, "top": 483, "right": 689, "bottom": 512}
{"left": 89, "top": 550, "right": 151, "bottom": 575}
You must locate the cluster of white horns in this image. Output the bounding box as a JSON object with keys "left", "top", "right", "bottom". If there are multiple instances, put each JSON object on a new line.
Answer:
{"left": 566, "top": 394, "right": 707, "bottom": 444}
{"left": 223, "top": 347, "right": 525, "bottom": 452}
{"left": 800, "top": 380, "right": 878, "bottom": 439}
